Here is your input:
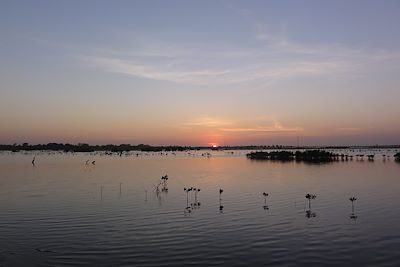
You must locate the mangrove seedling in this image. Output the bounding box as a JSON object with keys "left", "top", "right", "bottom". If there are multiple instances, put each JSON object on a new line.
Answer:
{"left": 349, "top": 196, "right": 357, "bottom": 214}
{"left": 219, "top": 189, "right": 224, "bottom": 211}
{"left": 194, "top": 188, "right": 201, "bottom": 206}
{"left": 262, "top": 192, "right": 269, "bottom": 210}
{"left": 305, "top": 193, "right": 317, "bottom": 209}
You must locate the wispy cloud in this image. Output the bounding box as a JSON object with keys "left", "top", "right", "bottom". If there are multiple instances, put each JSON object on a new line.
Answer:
{"left": 221, "top": 120, "right": 303, "bottom": 133}
{"left": 181, "top": 117, "right": 234, "bottom": 128}
{"left": 82, "top": 52, "right": 353, "bottom": 86}
{"left": 83, "top": 56, "right": 231, "bottom": 85}
{"left": 179, "top": 117, "right": 303, "bottom": 134}
{"left": 336, "top": 127, "right": 361, "bottom": 132}
{"left": 78, "top": 4, "right": 400, "bottom": 87}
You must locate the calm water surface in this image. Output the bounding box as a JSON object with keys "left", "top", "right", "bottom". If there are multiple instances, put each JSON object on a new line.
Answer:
{"left": 1, "top": 150, "right": 400, "bottom": 266}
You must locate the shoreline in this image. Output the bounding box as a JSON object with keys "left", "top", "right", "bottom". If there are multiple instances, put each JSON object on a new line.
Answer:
{"left": 1, "top": 143, "right": 399, "bottom": 152}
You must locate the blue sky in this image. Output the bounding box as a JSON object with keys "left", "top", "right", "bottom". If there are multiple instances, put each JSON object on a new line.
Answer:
{"left": 1, "top": 0, "right": 400, "bottom": 145}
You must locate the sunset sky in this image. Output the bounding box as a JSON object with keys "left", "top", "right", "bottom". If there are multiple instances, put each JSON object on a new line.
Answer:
{"left": 1, "top": 0, "right": 400, "bottom": 146}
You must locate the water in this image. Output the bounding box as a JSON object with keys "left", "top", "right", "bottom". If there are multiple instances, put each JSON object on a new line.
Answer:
{"left": 1, "top": 150, "right": 400, "bottom": 266}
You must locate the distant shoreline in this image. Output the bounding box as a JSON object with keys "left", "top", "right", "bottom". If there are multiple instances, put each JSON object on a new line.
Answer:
{"left": 1, "top": 143, "right": 399, "bottom": 152}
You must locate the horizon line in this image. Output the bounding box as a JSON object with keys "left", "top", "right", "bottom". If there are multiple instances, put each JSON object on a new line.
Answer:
{"left": 1, "top": 143, "right": 400, "bottom": 149}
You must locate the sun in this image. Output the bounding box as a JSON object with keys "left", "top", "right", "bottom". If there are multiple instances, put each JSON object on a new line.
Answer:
{"left": 212, "top": 144, "right": 217, "bottom": 148}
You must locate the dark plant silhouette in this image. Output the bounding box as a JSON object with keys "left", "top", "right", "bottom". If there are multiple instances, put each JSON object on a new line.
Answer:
{"left": 305, "top": 193, "right": 317, "bottom": 218}
{"left": 161, "top": 175, "right": 169, "bottom": 191}
{"left": 184, "top": 206, "right": 192, "bottom": 215}
{"left": 2, "top": 143, "right": 399, "bottom": 153}
{"left": 306, "top": 210, "right": 316, "bottom": 218}
{"left": 305, "top": 193, "right": 317, "bottom": 209}
{"left": 194, "top": 188, "right": 201, "bottom": 206}
{"left": 262, "top": 192, "right": 269, "bottom": 210}
{"left": 190, "top": 188, "right": 197, "bottom": 207}
{"left": 184, "top": 187, "right": 193, "bottom": 208}
{"left": 349, "top": 196, "right": 358, "bottom": 220}
{"left": 183, "top": 187, "right": 194, "bottom": 215}
{"left": 31, "top": 156, "right": 35, "bottom": 166}
{"left": 395, "top": 152, "right": 400, "bottom": 162}
{"left": 247, "top": 150, "right": 338, "bottom": 163}
{"left": 219, "top": 189, "right": 224, "bottom": 211}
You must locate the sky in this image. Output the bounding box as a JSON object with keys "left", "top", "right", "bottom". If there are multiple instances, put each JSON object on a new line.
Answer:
{"left": 1, "top": 0, "right": 400, "bottom": 146}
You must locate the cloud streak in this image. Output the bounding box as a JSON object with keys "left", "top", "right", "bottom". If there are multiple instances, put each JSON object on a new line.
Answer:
{"left": 221, "top": 120, "right": 303, "bottom": 133}
{"left": 83, "top": 53, "right": 353, "bottom": 86}
{"left": 79, "top": 4, "right": 400, "bottom": 87}
{"left": 180, "top": 117, "right": 303, "bottom": 134}
{"left": 84, "top": 56, "right": 232, "bottom": 85}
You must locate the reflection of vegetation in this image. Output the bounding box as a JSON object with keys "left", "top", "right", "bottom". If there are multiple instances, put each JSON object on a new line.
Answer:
{"left": 395, "top": 152, "right": 400, "bottom": 162}
{"left": 247, "top": 150, "right": 336, "bottom": 163}
{"left": 306, "top": 210, "right": 316, "bottom": 218}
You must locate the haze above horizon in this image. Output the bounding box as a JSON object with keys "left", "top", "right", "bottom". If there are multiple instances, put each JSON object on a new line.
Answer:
{"left": 1, "top": 0, "right": 399, "bottom": 146}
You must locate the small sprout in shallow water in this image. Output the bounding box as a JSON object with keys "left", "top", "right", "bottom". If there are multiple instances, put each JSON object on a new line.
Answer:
{"left": 305, "top": 193, "right": 317, "bottom": 209}
{"left": 305, "top": 193, "right": 317, "bottom": 218}
{"left": 184, "top": 187, "right": 191, "bottom": 207}
{"left": 262, "top": 192, "right": 269, "bottom": 210}
{"left": 349, "top": 196, "right": 358, "bottom": 219}
{"left": 219, "top": 189, "right": 224, "bottom": 212}
{"left": 161, "top": 175, "right": 169, "bottom": 191}
{"left": 194, "top": 188, "right": 201, "bottom": 206}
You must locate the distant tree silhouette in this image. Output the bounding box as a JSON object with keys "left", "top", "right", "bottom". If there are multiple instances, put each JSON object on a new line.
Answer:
{"left": 395, "top": 152, "right": 400, "bottom": 162}
{"left": 247, "top": 150, "right": 337, "bottom": 163}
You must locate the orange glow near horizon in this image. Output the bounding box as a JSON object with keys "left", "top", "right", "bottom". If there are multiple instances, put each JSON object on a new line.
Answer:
{"left": 1, "top": 113, "right": 399, "bottom": 146}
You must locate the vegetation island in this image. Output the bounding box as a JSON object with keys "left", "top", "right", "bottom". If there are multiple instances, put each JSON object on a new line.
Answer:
{"left": 246, "top": 150, "right": 338, "bottom": 163}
